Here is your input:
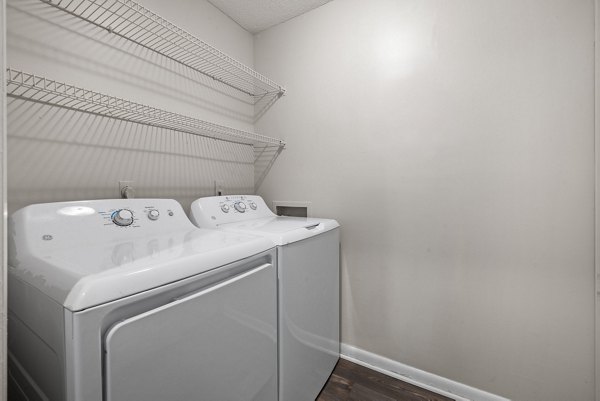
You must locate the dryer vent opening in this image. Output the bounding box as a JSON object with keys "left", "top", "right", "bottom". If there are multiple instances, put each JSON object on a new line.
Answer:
{"left": 276, "top": 205, "right": 308, "bottom": 218}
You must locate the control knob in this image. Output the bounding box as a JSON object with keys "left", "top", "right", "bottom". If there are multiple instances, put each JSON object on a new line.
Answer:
{"left": 221, "top": 204, "right": 230, "bottom": 213}
{"left": 148, "top": 209, "right": 160, "bottom": 221}
{"left": 248, "top": 201, "right": 257, "bottom": 210}
{"left": 112, "top": 209, "right": 134, "bottom": 226}
{"left": 234, "top": 202, "right": 247, "bottom": 213}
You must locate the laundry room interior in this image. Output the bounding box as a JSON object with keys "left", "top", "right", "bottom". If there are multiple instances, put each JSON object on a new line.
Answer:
{"left": 0, "top": 0, "right": 597, "bottom": 401}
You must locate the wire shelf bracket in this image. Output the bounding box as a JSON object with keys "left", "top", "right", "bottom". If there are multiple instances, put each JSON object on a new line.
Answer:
{"left": 39, "top": 0, "right": 286, "bottom": 103}
{"left": 6, "top": 68, "right": 286, "bottom": 149}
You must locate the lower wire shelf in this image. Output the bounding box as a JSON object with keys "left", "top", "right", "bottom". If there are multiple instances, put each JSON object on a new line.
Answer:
{"left": 6, "top": 68, "right": 286, "bottom": 149}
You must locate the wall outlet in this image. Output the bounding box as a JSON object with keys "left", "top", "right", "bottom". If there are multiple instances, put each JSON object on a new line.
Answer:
{"left": 119, "top": 181, "right": 135, "bottom": 199}
{"left": 214, "top": 180, "right": 224, "bottom": 196}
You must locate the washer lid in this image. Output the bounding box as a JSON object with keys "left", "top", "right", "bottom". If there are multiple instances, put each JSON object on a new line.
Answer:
{"left": 8, "top": 199, "right": 273, "bottom": 311}
{"left": 218, "top": 216, "right": 340, "bottom": 245}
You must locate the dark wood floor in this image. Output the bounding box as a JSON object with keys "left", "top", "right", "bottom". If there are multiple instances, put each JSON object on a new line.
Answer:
{"left": 8, "top": 358, "right": 453, "bottom": 401}
{"left": 317, "top": 359, "right": 454, "bottom": 401}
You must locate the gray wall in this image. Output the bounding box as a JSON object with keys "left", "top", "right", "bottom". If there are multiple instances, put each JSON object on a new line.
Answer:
{"left": 6, "top": 0, "right": 257, "bottom": 214}
{"left": 1, "top": 0, "right": 6, "bottom": 399}
{"left": 596, "top": 1, "right": 600, "bottom": 400}
{"left": 254, "top": 1, "right": 595, "bottom": 400}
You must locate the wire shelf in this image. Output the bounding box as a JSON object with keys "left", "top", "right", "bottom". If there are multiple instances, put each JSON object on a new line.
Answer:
{"left": 39, "top": 0, "right": 286, "bottom": 102}
{"left": 6, "top": 68, "right": 286, "bottom": 148}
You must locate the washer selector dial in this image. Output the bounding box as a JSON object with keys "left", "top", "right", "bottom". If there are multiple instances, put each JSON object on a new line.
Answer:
{"left": 234, "top": 202, "right": 247, "bottom": 213}
{"left": 221, "top": 204, "right": 230, "bottom": 213}
{"left": 112, "top": 209, "right": 134, "bottom": 226}
{"left": 248, "top": 201, "right": 257, "bottom": 210}
{"left": 147, "top": 209, "right": 160, "bottom": 221}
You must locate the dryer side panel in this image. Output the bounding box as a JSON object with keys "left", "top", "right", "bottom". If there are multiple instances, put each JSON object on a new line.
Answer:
{"left": 7, "top": 274, "right": 66, "bottom": 401}
{"left": 278, "top": 228, "right": 340, "bottom": 401}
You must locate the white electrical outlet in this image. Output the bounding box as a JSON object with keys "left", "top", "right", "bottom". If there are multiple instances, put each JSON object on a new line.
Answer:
{"left": 214, "top": 180, "right": 224, "bottom": 196}
{"left": 119, "top": 181, "right": 135, "bottom": 199}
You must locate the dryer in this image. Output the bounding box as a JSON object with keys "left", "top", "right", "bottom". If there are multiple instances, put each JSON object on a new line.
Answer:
{"left": 8, "top": 199, "right": 277, "bottom": 401}
{"left": 190, "top": 195, "right": 340, "bottom": 401}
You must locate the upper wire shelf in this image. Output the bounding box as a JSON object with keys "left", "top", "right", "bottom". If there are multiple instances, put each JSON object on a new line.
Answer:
{"left": 6, "top": 68, "right": 286, "bottom": 149}
{"left": 40, "top": 0, "right": 286, "bottom": 103}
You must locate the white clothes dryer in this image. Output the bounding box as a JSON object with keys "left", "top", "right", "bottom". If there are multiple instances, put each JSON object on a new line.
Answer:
{"left": 190, "top": 195, "right": 340, "bottom": 401}
{"left": 8, "top": 199, "right": 277, "bottom": 401}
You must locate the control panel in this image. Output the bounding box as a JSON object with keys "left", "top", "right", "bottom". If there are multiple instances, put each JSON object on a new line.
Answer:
{"left": 11, "top": 199, "right": 195, "bottom": 250}
{"left": 106, "top": 207, "right": 165, "bottom": 227}
{"left": 100, "top": 203, "right": 177, "bottom": 229}
{"left": 214, "top": 196, "right": 260, "bottom": 215}
{"left": 190, "top": 195, "right": 275, "bottom": 229}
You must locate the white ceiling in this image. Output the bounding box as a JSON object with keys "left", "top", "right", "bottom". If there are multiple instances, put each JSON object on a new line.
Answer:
{"left": 207, "top": 0, "right": 333, "bottom": 34}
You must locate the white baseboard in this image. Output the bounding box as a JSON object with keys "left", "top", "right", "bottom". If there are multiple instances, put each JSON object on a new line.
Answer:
{"left": 340, "top": 343, "right": 511, "bottom": 401}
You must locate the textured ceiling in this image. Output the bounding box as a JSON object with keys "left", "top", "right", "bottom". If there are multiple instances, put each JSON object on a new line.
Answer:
{"left": 207, "top": 0, "right": 333, "bottom": 33}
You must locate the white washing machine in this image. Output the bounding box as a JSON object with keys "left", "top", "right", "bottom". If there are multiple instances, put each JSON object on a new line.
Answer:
{"left": 190, "top": 195, "right": 340, "bottom": 401}
{"left": 8, "top": 199, "right": 278, "bottom": 401}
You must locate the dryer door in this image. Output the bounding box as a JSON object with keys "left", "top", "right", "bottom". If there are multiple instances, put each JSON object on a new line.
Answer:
{"left": 104, "top": 263, "right": 277, "bottom": 401}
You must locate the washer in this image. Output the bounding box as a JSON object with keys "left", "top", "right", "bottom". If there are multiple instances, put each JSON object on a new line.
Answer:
{"left": 8, "top": 199, "right": 277, "bottom": 401}
{"left": 190, "top": 195, "right": 340, "bottom": 401}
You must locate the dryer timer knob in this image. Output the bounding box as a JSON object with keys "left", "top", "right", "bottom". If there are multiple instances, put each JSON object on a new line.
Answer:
{"left": 234, "top": 202, "right": 247, "bottom": 213}
{"left": 112, "top": 209, "right": 134, "bottom": 226}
